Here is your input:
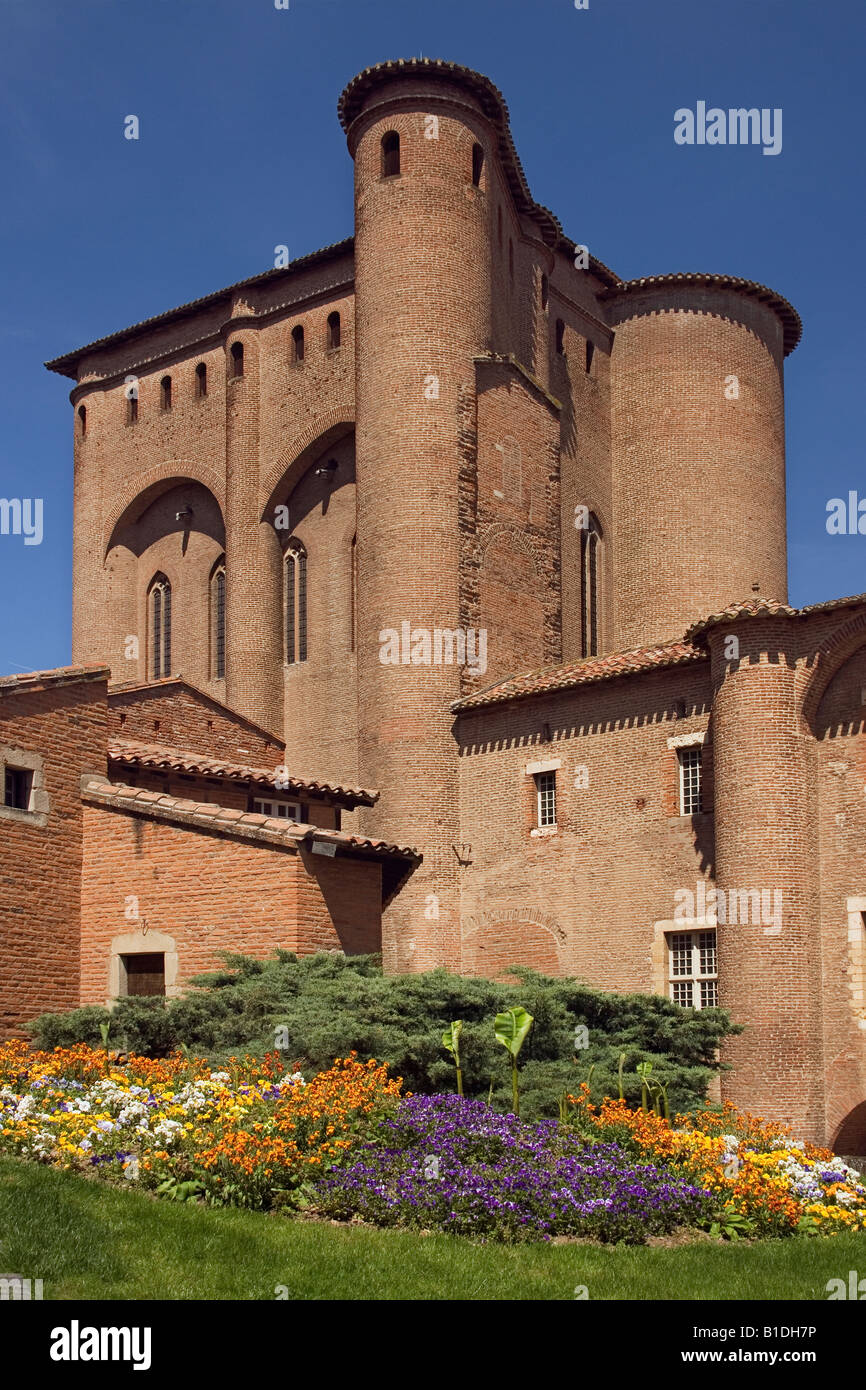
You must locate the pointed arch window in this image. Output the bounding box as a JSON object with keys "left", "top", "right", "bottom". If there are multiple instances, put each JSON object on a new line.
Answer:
{"left": 580, "top": 514, "right": 602, "bottom": 658}
{"left": 284, "top": 540, "right": 307, "bottom": 664}
{"left": 211, "top": 560, "right": 226, "bottom": 679}
{"left": 148, "top": 575, "right": 172, "bottom": 679}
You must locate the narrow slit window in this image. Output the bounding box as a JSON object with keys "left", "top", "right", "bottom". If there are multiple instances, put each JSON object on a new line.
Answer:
{"left": 211, "top": 562, "right": 226, "bottom": 680}
{"left": 78, "top": 405, "right": 86, "bottom": 436}
{"left": 149, "top": 575, "right": 171, "bottom": 680}
{"left": 381, "top": 131, "right": 400, "bottom": 177}
{"left": 284, "top": 542, "right": 308, "bottom": 664}
{"left": 291, "top": 325, "right": 305, "bottom": 363}
{"left": 195, "top": 362, "right": 207, "bottom": 398}
{"left": 471, "top": 142, "right": 484, "bottom": 186}
{"left": 580, "top": 514, "right": 602, "bottom": 657}
{"left": 350, "top": 532, "right": 357, "bottom": 652}
{"left": 326, "top": 312, "right": 341, "bottom": 351}
{"left": 127, "top": 392, "right": 138, "bottom": 425}
{"left": 585, "top": 340, "right": 595, "bottom": 374}
{"left": 160, "top": 375, "right": 172, "bottom": 411}
{"left": 230, "top": 341, "right": 244, "bottom": 378}
{"left": 555, "top": 318, "right": 565, "bottom": 355}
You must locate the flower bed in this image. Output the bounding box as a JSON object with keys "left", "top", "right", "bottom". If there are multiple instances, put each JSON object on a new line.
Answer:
{"left": 0, "top": 1041, "right": 401, "bottom": 1208}
{"left": 566, "top": 1090, "right": 866, "bottom": 1237}
{"left": 313, "top": 1094, "right": 712, "bottom": 1242}
{"left": 3, "top": 1042, "right": 865, "bottom": 1244}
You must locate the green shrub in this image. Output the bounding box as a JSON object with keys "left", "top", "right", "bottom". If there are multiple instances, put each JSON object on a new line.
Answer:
{"left": 28, "top": 952, "right": 738, "bottom": 1121}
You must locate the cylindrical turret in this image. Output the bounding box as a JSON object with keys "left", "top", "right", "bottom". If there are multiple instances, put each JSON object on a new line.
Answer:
{"left": 609, "top": 277, "right": 798, "bottom": 649}
{"left": 704, "top": 611, "right": 824, "bottom": 1141}
{"left": 341, "top": 60, "right": 494, "bottom": 969}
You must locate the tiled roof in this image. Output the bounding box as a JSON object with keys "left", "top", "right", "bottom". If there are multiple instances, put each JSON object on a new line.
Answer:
{"left": 451, "top": 640, "right": 705, "bottom": 712}
{"left": 82, "top": 776, "right": 418, "bottom": 860}
{"left": 107, "top": 737, "right": 378, "bottom": 807}
{"left": 685, "top": 592, "right": 866, "bottom": 641}
{"left": 601, "top": 272, "right": 801, "bottom": 356}
{"left": 0, "top": 664, "right": 110, "bottom": 695}
{"left": 44, "top": 238, "right": 355, "bottom": 378}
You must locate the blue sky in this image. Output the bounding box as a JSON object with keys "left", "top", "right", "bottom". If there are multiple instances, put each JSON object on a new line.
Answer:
{"left": 0, "top": 0, "right": 863, "bottom": 674}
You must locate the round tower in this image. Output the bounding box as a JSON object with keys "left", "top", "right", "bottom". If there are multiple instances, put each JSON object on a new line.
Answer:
{"left": 339, "top": 59, "right": 495, "bottom": 970}
{"left": 701, "top": 609, "right": 824, "bottom": 1142}
{"left": 608, "top": 276, "right": 800, "bottom": 649}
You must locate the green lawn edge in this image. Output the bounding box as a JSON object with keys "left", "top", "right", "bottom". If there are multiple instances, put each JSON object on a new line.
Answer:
{"left": 2, "top": 1157, "right": 864, "bottom": 1301}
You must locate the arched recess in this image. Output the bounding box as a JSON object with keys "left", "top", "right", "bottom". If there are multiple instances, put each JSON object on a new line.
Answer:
{"left": 105, "top": 478, "right": 226, "bottom": 694}
{"left": 259, "top": 408, "right": 354, "bottom": 521}
{"left": 267, "top": 429, "right": 359, "bottom": 788}
{"left": 802, "top": 610, "right": 866, "bottom": 736}
{"left": 831, "top": 1101, "right": 866, "bottom": 1156}
{"left": 103, "top": 464, "right": 225, "bottom": 558}
{"left": 461, "top": 909, "right": 564, "bottom": 980}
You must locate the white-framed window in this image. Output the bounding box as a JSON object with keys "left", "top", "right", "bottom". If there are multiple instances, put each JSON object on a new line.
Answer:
{"left": 668, "top": 929, "right": 718, "bottom": 1009}
{"left": 678, "top": 745, "right": 703, "bottom": 815}
{"left": 253, "top": 798, "right": 302, "bottom": 821}
{"left": 534, "top": 770, "right": 557, "bottom": 828}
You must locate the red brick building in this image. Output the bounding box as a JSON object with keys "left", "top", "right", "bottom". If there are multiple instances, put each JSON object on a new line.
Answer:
{"left": 0, "top": 667, "right": 418, "bottom": 1035}
{"left": 3, "top": 58, "right": 862, "bottom": 1148}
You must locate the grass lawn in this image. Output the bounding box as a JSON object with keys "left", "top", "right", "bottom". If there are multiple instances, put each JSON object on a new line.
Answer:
{"left": 2, "top": 1156, "right": 864, "bottom": 1301}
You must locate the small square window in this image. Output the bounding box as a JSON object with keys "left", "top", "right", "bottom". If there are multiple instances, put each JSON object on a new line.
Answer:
{"left": 122, "top": 953, "right": 165, "bottom": 997}
{"left": 678, "top": 746, "right": 703, "bottom": 815}
{"left": 534, "top": 771, "right": 557, "bottom": 828}
{"left": 4, "top": 766, "right": 32, "bottom": 811}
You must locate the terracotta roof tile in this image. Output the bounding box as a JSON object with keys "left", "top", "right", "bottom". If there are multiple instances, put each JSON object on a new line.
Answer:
{"left": 82, "top": 776, "right": 419, "bottom": 860}
{"left": 601, "top": 272, "right": 801, "bottom": 356}
{"left": 451, "top": 640, "right": 706, "bottom": 713}
{"left": 45, "top": 239, "right": 355, "bottom": 378}
{"left": 107, "top": 737, "right": 378, "bottom": 807}
{"left": 0, "top": 664, "right": 110, "bottom": 695}
{"left": 685, "top": 592, "right": 866, "bottom": 642}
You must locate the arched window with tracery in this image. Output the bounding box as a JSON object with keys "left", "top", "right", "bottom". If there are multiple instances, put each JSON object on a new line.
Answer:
{"left": 580, "top": 514, "right": 603, "bottom": 658}
{"left": 211, "top": 559, "right": 226, "bottom": 679}
{"left": 148, "top": 574, "right": 172, "bottom": 679}
{"left": 284, "top": 540, "right": 308, "bottom": 664}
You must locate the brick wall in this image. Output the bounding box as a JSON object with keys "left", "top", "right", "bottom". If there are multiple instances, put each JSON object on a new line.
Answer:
{"left": 80, "top": 801, "right": 382, "bottom": 1003}
{"left": 454, "top": 660, "right": 714, "bottom": 984}
{"left": 0, "top": 674, "right": 107, "bottom": 1036}
{"left": 108, "top": 682, "right": 283, "bottom": 762}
